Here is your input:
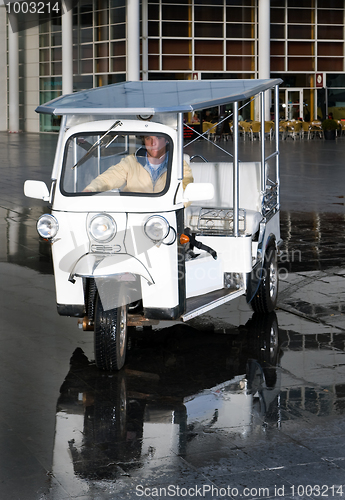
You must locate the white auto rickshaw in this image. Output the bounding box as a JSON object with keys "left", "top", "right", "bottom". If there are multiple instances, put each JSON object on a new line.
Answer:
{"left": 24, "top": 79, "right": 282, "bottom": 371}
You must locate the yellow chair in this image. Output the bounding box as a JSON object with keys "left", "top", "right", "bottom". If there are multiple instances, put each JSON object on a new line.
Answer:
{"left": 251, "top": 121, "right": 261, "bottom": 140}
{"left": 308, "top": 120, "right": 323, "bottom": 139}
{"left": 301, "top": 121, "right": 310, "bottom": 139}
{"left": 239, "top": 120, "right": 253, "bottom": 141}
{"left": 202, "top": 121, "right": 217, "bottom": 141}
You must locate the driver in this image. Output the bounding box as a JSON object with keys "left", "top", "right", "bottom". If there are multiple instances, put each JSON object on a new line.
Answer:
{"left": 84, "top": 135, "right": 193, "bottom": 193}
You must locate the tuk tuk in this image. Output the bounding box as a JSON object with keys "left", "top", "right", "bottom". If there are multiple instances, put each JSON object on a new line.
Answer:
{"left": 24, "top": 79, "right": 282, "bottom": 371}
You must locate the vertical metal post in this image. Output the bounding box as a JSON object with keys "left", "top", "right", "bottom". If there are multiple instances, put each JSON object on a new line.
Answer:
{"left": 275, "top": 84, "right": 280, "bottom": 208}
{"left": 233, "top": 101, "right": 239, "bottom": 237}
{"left": 52, "top": 115, "right": 67, "bottom": 180}
{"left": 177, "top": 113, "right": 184, "bottom": 180}
{"left": 127, "top": 0, "right": 140, "bottom": 81}
{"left": 142, "top": 0, "right": 148, "bottom": 80}
{"left": 8, "top": 13, "right": 19, "bottom": 132}
{"left": 62, "top": 0, "right": 73, "bottom": 95}
{"left": 260, "top": 91, "right": 266, "bottom": 193}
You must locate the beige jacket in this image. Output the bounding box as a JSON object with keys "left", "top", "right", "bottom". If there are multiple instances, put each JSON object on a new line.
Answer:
{"left": 85, "top": 154, "right": 193, "bottom": 193}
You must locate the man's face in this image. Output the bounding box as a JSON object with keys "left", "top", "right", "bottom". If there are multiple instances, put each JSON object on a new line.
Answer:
{"left": 144, "top": 136, "right": 167, "bottom": 159}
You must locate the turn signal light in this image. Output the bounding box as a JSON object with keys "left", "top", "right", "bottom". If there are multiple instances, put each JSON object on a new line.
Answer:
{"left": 179, "top": 234, "right": 190, "bottom": 245}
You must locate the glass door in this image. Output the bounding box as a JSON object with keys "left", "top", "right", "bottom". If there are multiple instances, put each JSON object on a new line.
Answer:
{"left": 286, "top": 89, "right": 304, "bottom": 120}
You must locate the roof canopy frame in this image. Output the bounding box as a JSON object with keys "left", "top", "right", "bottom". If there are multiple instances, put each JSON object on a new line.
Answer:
{"left": 36, "top": 79, "right": 283, "bottom": 117}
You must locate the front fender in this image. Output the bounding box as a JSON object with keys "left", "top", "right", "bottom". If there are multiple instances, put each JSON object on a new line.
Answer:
{"left": 69, "top": 253, "right": 154, "bottom": 285}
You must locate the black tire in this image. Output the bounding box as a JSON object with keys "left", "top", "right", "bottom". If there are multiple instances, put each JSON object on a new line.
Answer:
{"left": 94, "top": 287, "right": 128, "bottom": 371}
{"left": 251, "top": 244, "right": 278, "bottom": 313}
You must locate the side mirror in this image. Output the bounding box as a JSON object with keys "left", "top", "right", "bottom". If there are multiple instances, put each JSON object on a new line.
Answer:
{"left": 24, "top": 180, "right": 50, "bottom": 201}
{"left": 182, "top": 182, "right": 214, "bottom": 203}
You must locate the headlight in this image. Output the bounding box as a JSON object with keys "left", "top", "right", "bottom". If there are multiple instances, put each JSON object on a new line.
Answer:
{"left": 144, "top": 215, "right": 170, "bottom": 243}
{"left": 89, "top": 214, "right": 116, "bottom": 242}
{"left": 37, "top": 214, "right": 59, "bottom": 240}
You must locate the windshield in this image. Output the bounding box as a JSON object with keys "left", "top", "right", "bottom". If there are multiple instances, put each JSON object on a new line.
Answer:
{"left": 61, "top": 132, "right": 172, "bottom": 196}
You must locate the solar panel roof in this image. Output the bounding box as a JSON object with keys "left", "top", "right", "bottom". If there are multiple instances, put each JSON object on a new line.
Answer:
{"left": 36, "top": 78, "right": 282, "bottom": 116}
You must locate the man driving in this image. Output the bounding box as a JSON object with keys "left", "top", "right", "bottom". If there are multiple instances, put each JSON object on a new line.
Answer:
{"left": 84, "top": 135, "right": 193, "bottom": 194}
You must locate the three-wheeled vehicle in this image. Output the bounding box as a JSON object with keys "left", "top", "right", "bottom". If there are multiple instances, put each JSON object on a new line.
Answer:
{"left": 25, "top": 79, "right": 282, "bottom": 371}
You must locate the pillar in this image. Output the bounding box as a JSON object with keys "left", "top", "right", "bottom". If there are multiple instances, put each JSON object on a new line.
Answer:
{"left": 127, "top": 0, "right": 140, "bottom": 81}
{"left": 62, "top": 0, "right": 73, "bottom": 94}
{"left": 258, "top": 0, "right": 271, "bottom": 120}
{"left": 8, "top": 13, "right": 20, "bottom": 132}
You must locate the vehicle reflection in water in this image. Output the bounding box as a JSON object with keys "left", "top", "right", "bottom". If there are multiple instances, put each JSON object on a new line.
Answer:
{"left": 54, "top": 313, "right": 281, "bottom": 484}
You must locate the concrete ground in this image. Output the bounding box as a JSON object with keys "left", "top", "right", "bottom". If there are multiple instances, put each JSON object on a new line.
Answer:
{"left": 0, "top": 131, "right": 345, "bottom": 499}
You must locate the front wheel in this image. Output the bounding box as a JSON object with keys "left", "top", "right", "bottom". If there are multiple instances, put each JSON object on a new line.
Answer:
{"left": 94, "top": 287, "right": 128, "bottom": 371}
{"left": 251, "top": 244, "right": 279, "bottom": 313}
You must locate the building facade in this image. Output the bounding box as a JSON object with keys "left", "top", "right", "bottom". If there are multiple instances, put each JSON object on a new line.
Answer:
{"left": 1, "top": 0, "right": 345, "bottom": 132}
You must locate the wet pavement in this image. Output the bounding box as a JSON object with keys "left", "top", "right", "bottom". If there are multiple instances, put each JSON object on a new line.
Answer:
{"left": 0, "top": 132, "right": 345, "bottom": 499}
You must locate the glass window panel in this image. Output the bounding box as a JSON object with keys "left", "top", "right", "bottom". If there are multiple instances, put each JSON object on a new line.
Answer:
{"left": 226, "top": 24, "right": 253, "bottom": 38}
{"left": 195, "top": 40, "right": 223, "bottom": 55}
{"left": 148, "top": 4, "right": 159, "bottom": 19}
{"left": 162, "top": 5, "right": 190, "bottom": 20}
{"left": 51, "top": 32, "right": 62, "bottom": 45}
{"left": 288, "top": 9, "right": 312, "bottom": 23}
{"left": 227, "top": 40, "right": 253, "bottom": 55}
{"left": 112, "top": 41, "right": 126, "bottom": 56}
{"left": 80, "top": 28, "right": 93, "bottom": 43}
{"left": 271, "top": 8, "right": 284, "bottom": 24}
{"left": 288, "top": 57, "right": 314, "bottom": 71}
{"left": 80, "top": 44, "right": 93, "bottom": 58}
{"left": 162, "top": 22, "right": 190, "bottom": 37}
{"left": 95, "top": 26, "right": 109, "bottom": 41}
{"left": 195, "top": 23, "right": 223, "bottom": 38}
{"left": 288, "top": 0, "right": 312, "bottom": 6}
{"left": 317, "top": 8, "right": 344, "bottom": 24}
{"left": 148, "top": 21, "right": 159, "bottom": 36}
{"left": 39, "top": 49, "right": 50, "bottom": 62}
{"left": 74, "top": 75, "right": 93, "bottom": 90}
{"left": 270, "top": 57, "right": 284, "bottom": 71}
{"left": 148, "top": 39, "right": 159, "bottom": 53}
{"left": 288, "top": 25, "right": 312, "bottom": 39}
{"left": 51, "top": 47, "right": 62, "bottom": 61}
{"left": 112, "top": 57, "right": 126, "bottom": 71}
{"left": 318, "top": 42, "right": 343, "bottom": 56}
{"left": 195, "top": 56, "right": 223, "bottom": 70}
{"left": 51, "top": 61, "right": 62, "bottom": 75}
{"left": 39, "top": 22, "right": 49, "bottom": 34}
{"left": 318, "top": 25, "right": 343, "bottom": 39}
{"left": 110, "top": 6, "right": 125, "bottom": 23}
{"left": 39, "top": 33, "right": 50, "bottom": 46}
{"left": 79, "top": 0, "right": 93, "bottom": 12}
{"left": 96, "top": 43, "right": 109, "bottom": 57}
{"left": 95, "top": 0, "right": 108, "bottom": 10}
{"left": 288, "top": 42, "right": 313, "bottom": 55}
{"left": 318, "top": 57, "right": 343, "bottom": 71}
{"left": 225, "top": 0, "right": 254, "bottom": 5}
{"left": 226, "top": 56, "right": 253, "bottom": 71}
{"left": 318, "top": 0, "right": 343, "bottom": 7}
{"left": 95, "top": 58, "right": 109, "bottom": 72}
{"left": 162, "top": 55, "right": 191, "bottom": 70}
{"left": 39, "top": 62, "right": 50, "bottom": 76}
{"left": 163, "top": 39, "right": 191, "bottom": 54}
{"left": 148, "top": 55, "right": 160, "bottom": 70}
{"left": 81, "top": 59, "right": 94, "bottom": 73}
{"left": 226, "top": 7, "right": 253, "bottom": 23}
{"left": 111, "top": 23, "right": 126, "bottom": 39}
{"left": 270, "top": 41, "right": 285, "bottom": 55}
{"left": 271, "top": 24, "right": 285, "bottom": 38}
{"left": 109, "top": 0, "right": 125, "bottom": 7}
{"left": 80, "top": 12, "right": 93, "bottom": 27}
{"left": 195, "top": 6, "right": 223, "bottom": 21}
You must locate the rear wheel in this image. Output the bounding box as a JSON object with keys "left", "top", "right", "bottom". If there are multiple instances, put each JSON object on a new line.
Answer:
{"left": 251, "top": 244, "right": 278, "bottom": 313}
{"left": 94, "top": 287, "right": 128, "bottom": 371}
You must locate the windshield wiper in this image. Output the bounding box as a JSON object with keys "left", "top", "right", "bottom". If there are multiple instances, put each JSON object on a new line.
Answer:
{"left": 72, "top": 120, "right": 122, "bottom": 170}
